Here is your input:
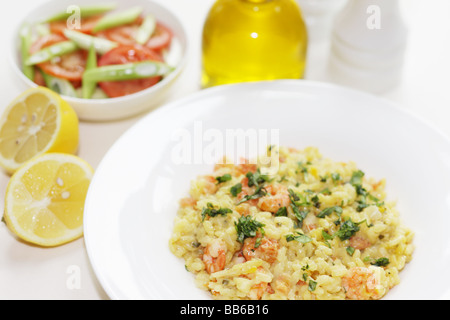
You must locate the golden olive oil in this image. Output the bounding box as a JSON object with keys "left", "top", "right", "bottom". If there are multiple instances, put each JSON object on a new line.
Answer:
{"left": 201, "top": 0, "right": 308, "bottom": 88}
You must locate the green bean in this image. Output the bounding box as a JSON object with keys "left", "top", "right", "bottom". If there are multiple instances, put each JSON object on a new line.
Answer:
{"left": 36, "top": 24, "right": 51, "bottom": 37}
{"left": 82, "top": 61, "right": 173, "bottom": 99}
{"left": 86, "top": 45, "right": 98, "bottom": 71}
{"left": 44, "top": 4, "right": 117, "bottom": 23}
{"left": 76, "top": 87, "right": 109, "bottom": 99}
{"left": 26, "top": 41, "right": 79, "bottom": 66}
{"left": 135, "top": 14, "right": 156, "bottom": 45}
{"left": 82, "top": 45, "right": 99, "bottom": 99}
{"left": 41, "top": 71, "right": 78, "bottom": 98}
{"left": 83, "top": 61, "right": 173, "bottom": 84}
{"left": 63, "top": 29, "right": 118, "bottom": 55}
{"left": 91, "top": 87, "right": 109, "bottom": 99}
{"left": 19, "top": 23, "right": 34, "bottom": 80}
{"left": 92, "top": 6, "right": 143, "bottom": 33}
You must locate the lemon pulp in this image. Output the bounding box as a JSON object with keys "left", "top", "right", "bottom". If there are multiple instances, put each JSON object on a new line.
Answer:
{"left": 0, "top": 87, "right": 79, "bottom": 174}
{"left": 3, "top": 153, "right": 94, "bottom": 247}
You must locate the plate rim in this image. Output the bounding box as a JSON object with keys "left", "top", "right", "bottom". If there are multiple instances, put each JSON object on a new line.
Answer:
{"left": 84, "top": 79, "right": 450, "bottom": 300}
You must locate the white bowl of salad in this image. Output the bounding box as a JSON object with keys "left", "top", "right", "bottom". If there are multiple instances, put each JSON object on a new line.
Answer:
{"left": 10, "top": 0, "right": 188, "bottom": 121}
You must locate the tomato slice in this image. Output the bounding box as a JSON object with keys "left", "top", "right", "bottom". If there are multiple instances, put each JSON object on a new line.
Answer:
{"left": 98, "top": 45, "right": 163, "bottom": 98}
{"left": 30, "top": 34, "right": 87, "bottom": 81}
{"left": 33, "top": 69, "right": 46, "bottom": 87}
{"left": 100, "top": 22, "right": 173, "bottom": 52}
{"left": 145, "top": 23, "right": 173, "bottom": 51}
{"left": 29, "top": 34, "right": 66, "bottom": 54}
{"left": 99, "top": 25, "right": 140, "bottom": 46}
{"left": 49, "top": 16, "right": 103, "bottom": 35}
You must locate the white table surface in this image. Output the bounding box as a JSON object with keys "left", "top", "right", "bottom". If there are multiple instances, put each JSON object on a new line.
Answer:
{"left": 0, "top": 0, "right": 449, "bottom": 300}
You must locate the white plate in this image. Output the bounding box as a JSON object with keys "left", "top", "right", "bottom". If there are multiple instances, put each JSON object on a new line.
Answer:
{"left": 84, "top": 80, "right": 450, "bottom": 300}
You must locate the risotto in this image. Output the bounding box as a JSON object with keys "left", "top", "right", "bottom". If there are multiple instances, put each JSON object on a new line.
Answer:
{"left": 169, "top": 146, "right": 414, "bottom": 300}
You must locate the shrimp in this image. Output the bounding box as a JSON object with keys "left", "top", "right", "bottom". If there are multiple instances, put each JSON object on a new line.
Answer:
{"left": 214, "top": 156, "right": 234, "bottom": 172}
{"left": 230, "top": 251, "right": 246, "bottom": 266}
{"left": 202, "top": 175, "right": 218, "bottom": 194}
{"left": 235, "top": 158, "right": 258, "bottom": 176}
{"left": 235, "top": 203, "right": 251, "bottom": 216}
{"left": 257, "top": 184, "right": 290, "bottom": 214}
{"left": 349, "top": 235, "right": 372, "bottom": 251}
{"left": 341, "top": 266, "right": 385, "bottom": 300}
{"left": 248, "top": 281, "right": 269, "bottom": 300}
{"left": 244, "top": 267, "right": 272, "bottom": 300}
{"left": 273, "top": 274, "right": 291, "bottom": 295}
{"left": 370, "top": 179, "right": 384, "bottom": 192}
{"left": 214, "top": 157, "right": 257, "bottom": 177}
{"left": 179, "top": 197, "right": 197, "bottom": 208}
{"left": 202, "top": 239, "right": 227, "bottom": 274}
{"left": 242, "top": 236, "right": 279, "bottom": 264}
{"left": 236, "top": 177, "right": 259, "bottom": 206}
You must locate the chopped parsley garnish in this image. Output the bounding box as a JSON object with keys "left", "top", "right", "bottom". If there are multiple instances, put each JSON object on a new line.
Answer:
{"left": 288, "top": 188, "right": 300, "bottom": 202}
{"left": 356, "top": 192, "right": 385, "bottom": 212}
{"left": 234, "top": 168, "right": 270, "bottom": 205}
{"left": 237, "top": 185, "right": 267, "bottom": 205}
{"left": 235, "top": 215, "right": 265, "bottom": 244}
{"left": 287, "top": 188, "right": 310, "bottom": 227}
{"left": 311, "top": 195, "right": 320, "bottom": 208}
{"left": 356, "top": 201, "right": 369, "bottom": 212}
{"left": 286, "top": 231, "right": 312, "bottom": 244}
{"left": 230, "top": 183, "right": 242, "bottom": 197}
{"left": 296, "top": 162, "right": 311, "bottom": 182}
{"left": 331, "top": 173, "right": 341, "bottom": 182}
{"left": 355, "top": 184, "right": 368, "bottom": 197}
{"left": 308, "top": 280, "right": 317, "bottom": 292}
{"left": 201, "top": 203, "right": 232, "bottom": 221}
{"left": 288, "top": 189, "right": 311, "bottom": 207}
{"left": 317, "top": 206, "right": 343, "bottom": 218}
{"left": 216, "top": 174, "right": 232, "bottom": 184}
{"left": 275, "top": 206, "right": 288, "bottom": 217}
{"left": 322, "top": 230, "right": 333, "bottom": 241}
{"left": 371, "top": 257, "right": 390, "bottom": 267}
{"left": 191, "top": 241, "right": 200, "bottom": 248}
{"left": 302, "top": 273, "right": 308, "bottom": 282}
{"left": 291, "top": 203, "right": 309, "bottom": 227}
{"left": 350, "top": 170, "right": 365, "bottom": 187}
{"left": 335, "top": 218, "right": 361, "bottom": 240}
{"left": 297, "top": 162, "right": 309, "bottom": 174}
{"left": 346, "top": 246, "right": 355, "bottom": 256}
{"left": 246, "top": 169, "right": 269, "bottom": 188}
{"left": 291, "top": 205, "right": 309, "bottom": 227}
{"left": 322, "top": 230, "right": 333, "bottom": 247}
{"left": 349, "top": 170, "right": 385, "bottom": 213}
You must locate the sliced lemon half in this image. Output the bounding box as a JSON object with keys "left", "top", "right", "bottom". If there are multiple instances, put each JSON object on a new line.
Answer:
{"left": 0, "top": 87, "right": 79, "bottom": 174}
{"left": 3, "top": 153, "right": 94, "bottom": 247}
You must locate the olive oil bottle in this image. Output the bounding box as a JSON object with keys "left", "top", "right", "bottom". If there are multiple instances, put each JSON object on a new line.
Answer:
{"left": 201, "top": 0, "right": 308, "bottom": 88}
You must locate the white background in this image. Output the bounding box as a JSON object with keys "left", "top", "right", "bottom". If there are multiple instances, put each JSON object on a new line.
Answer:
{"left": 0, "top": 0, "right": 449, "bottom": 299}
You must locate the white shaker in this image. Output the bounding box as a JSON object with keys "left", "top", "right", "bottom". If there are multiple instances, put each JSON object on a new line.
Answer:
{"left": 328, "top": 0, "right": 408, "bottom": 94}
{"left": 296, "top": 0, "right": 348, "bottom": 80}
{"left": 296, "top": 0, "right": 348, "bottom": 43}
